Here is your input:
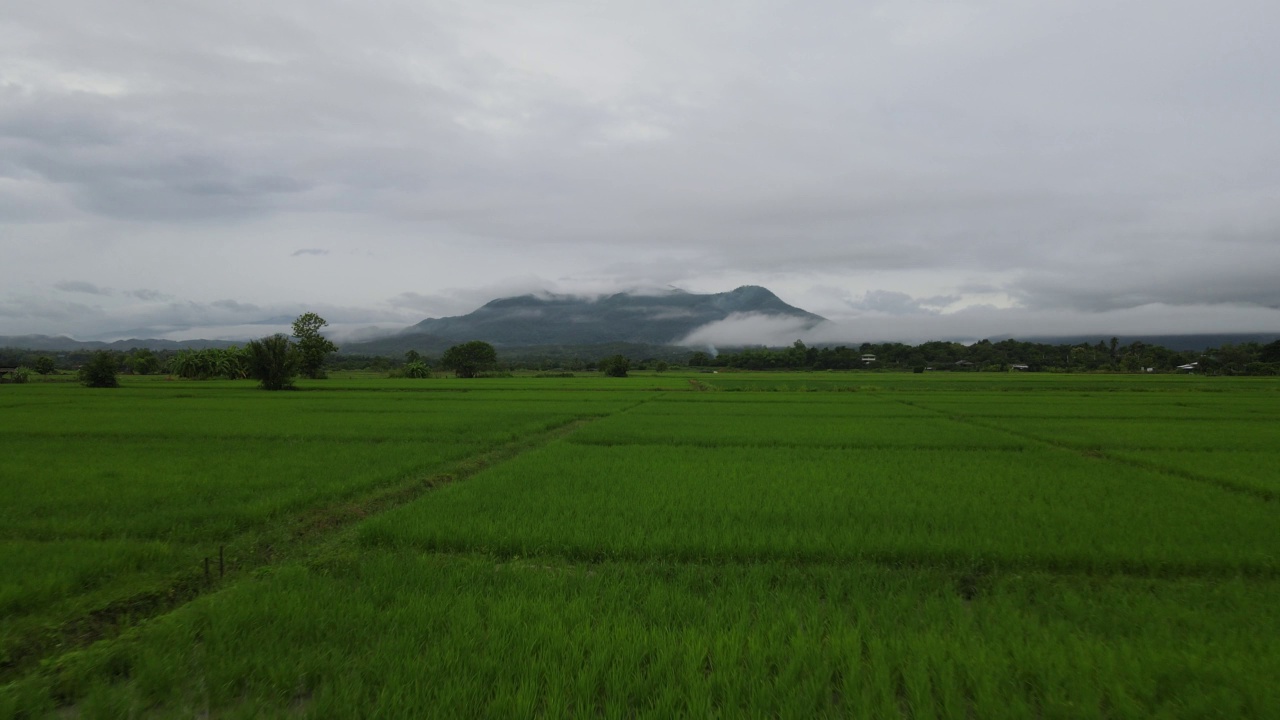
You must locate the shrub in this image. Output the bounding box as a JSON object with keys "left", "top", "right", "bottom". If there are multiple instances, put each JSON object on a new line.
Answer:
{"left": 600, "top": 354, "right": 630, "bottom": 377}
{"left": 246, "top": 334, "right": 298, "bottom": 391}
{"left": 79, "top": 352, "right": 121, "bottom": 388}
{"left": 129, "top": 348, "right": 161, "bottom": 375}
{"left": 1245, "top": 362, "right": 1278, "bottom": 376}
{"left": 401, "top": 361, "right": 431, "bottom": 379}
{"left": 9, "top": 367, "right": 32, "bottom": 384}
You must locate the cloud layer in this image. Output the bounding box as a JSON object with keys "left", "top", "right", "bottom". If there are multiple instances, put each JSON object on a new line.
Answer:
{"left": 2, "top": 1, "right": 1278, "bottom": 341}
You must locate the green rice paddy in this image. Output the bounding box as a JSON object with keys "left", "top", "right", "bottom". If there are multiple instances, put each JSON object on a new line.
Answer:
{"left": 1, "top": 372, "right": 1277, "bottom": 717}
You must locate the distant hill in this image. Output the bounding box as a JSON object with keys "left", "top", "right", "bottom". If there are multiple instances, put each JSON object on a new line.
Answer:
{"left": 5, "top": 300, "right": 1275, "bottom": 358}
{"left": 346, "top": 286, "right": 826, "bottom": 354}
{"left": 0, "top": 335, "right": 239, "bottom": 352}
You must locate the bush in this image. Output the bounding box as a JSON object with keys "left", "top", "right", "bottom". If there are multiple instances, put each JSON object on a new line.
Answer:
{"left": 246, "top": 334, "right": 298, "bottom": 391}
{"left": 1245, "top": 362, "right": 1278, "bottom": 376}
{"left": 33, "top": 356, "right": 56, "bottom": 375}
{"left": 129, "top": 348, "right": 161, "bottom": 375}
{"left": 600, "top": 354, "right": 630, "bottom": 377}
{"left": 79, "top": 352, "right": 121, "bottom": 388}
{"left": 8, "top": 367, "right": 32, "bottom": 384}
{"left": 401, "top": 361, "right": 431, "bottom": 379}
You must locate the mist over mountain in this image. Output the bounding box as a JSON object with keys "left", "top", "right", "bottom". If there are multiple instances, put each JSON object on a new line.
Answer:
{"left": 397, "top": 286, "right": 824, "bottom": 347}
{"left": 4, "top": 284, "right": 1276, "bottom": 357}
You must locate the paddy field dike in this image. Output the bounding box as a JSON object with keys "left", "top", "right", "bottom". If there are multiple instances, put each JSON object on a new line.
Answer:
{"left": 1, "top": 371, "right": 1277, "bottom": 718}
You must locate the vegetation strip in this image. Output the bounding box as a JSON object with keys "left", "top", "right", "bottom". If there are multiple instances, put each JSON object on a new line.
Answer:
{"left": 886, "top": 396, "right": 1279, "bottom": 502}
{"left": 10, "top": 553, "right": 1278, "bottom": 718}
{"left": 0, "top": 411, "right": 622, "bottom": 684}
{"left": 362, "top": 442, "right": 1278, "bottom": 580}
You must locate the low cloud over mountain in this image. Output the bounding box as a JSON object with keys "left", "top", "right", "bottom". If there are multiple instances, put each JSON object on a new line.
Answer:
{"left": 396, "top": 286, "right": 823, "bottom": 347}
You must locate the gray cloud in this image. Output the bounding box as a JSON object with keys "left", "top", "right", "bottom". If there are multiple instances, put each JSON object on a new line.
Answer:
{"left": 846, "top": 291, "right": 959, "bottom": 316}
{"left": 683, "top": 304, "right": 1280, "bottom": 349}
{"left": 125, "top": 288, "right": 168, "bottom": 301}
{"left": 210, "top": 299, "right": 262, "bottom": 313}
{"left": 2, "top": 1, "right": 1279, "bottom": 340}
{"left": 388, "top": 292, "right": 450, "bottom": 312}
{"left": 0, "top": 295, "right": 106, "bottom": 325}
{"left": 54, "top": 280, "right": 113, "bottom": 296}
{"left": 680, "top": 313, "right": 817, "bottom": 348}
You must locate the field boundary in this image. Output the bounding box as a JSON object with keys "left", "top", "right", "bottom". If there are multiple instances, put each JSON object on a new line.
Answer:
{"left": 0, "top": 406, "right": 640, "bottom": 685}
{"left": 886, "top": 397, "right": 1278, "bottom": 503}
{"left": 363, "top": 537, "right": 1280, "bottom": 581}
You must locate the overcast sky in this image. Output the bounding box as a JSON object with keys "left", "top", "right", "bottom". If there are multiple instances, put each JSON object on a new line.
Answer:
{"left": 3, "top": 1, "right": 1279, "bottom": 344}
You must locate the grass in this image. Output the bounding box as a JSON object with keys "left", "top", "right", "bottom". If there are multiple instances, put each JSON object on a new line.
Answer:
{"left": 1, "top": 371, "right": 1277, "bottom": 717}
{"left": 1109, "top": 449, "right": 1280, "bottom": 496}
{"left": 7, "top": 554, "right": 1277, "bottom": 718}
{"left": 0, "top": 539, "right": 195, "bottom": 627}
{"left": 0, "top": 380, "right": 635, "bottom": 671}
{"left": 1, "top": 437, "right": 482, "bottom": 541}
{"left": 570, "top": 411, "right": 1027, "bottom": 448}
{"left": 361, "top": 442, "right": 1279, "bottom": 574}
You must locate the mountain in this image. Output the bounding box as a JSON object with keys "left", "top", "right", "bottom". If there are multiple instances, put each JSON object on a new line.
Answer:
{"left": 0, "top": 335, "right": 239, "bottom": 352}
{"left": 350, "top": 286, "right": 825, "bottom": 353}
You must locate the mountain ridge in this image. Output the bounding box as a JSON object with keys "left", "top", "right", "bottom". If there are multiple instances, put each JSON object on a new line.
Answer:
{"left": 395, "top": 285, "right": 825, "bottom": 348}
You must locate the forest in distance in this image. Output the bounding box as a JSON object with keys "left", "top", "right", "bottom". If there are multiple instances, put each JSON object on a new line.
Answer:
{"left": 6, "top": 334, "right": 1280, "bottom": 378}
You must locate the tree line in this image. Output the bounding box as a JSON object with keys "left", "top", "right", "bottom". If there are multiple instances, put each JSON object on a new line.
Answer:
{"left": 686, "top": 338, "right": 1280, "bottom": 374}
{"left": 1, "top": 316, "right": 518, "bottom": 389}
{"left": 6, "top": 333, "right": 1280, "bottom": 386}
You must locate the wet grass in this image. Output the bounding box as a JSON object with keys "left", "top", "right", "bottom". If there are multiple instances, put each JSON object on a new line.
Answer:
{"left": 2, "top": 372, "right": 1277, "bottom": 717}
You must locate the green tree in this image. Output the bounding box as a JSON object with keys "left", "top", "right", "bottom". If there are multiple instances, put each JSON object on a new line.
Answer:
{"left": 220, "top": 345, "right": 251, "bottom": 379}
{"left": 167, "top": 349, "right": 198, "bottom": 378}
{"left": 33, "top": 356, "right": 56, "bottom": 375}
{"left": 785, "top": 340, "right": 809, "bottom": 368}
{"left": 1260, "top": 339, "right": 1280, "bottom": 364}
{"left": 599, "top": 354, "right": 630, "bottom": 377}
{"left": 246, "top": 334, "right": 298, "bottom": 390}
{"left": 79, "top": 351, "right": 121, "bottom": 388}
{"left": 291, "top": 312, "right": 338, "bottom": 379}
{"left": 130, "top": 348, "right": 161, "bottom": 375}
{"left": 1213, "top": 344, "right": 1254, "bottom": 375}
{"left": 440, "top": 341, "right": 496, "bottom": 378}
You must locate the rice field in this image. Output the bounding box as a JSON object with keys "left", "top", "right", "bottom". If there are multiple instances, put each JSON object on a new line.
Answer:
{"left": 1, "top": 371, "right": 1277, "bottom": 717}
